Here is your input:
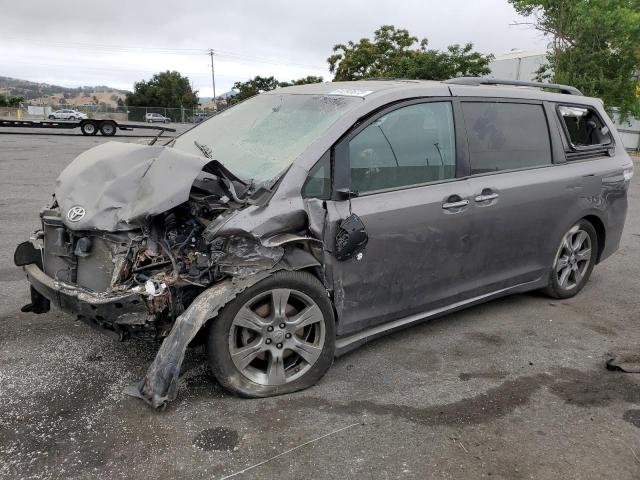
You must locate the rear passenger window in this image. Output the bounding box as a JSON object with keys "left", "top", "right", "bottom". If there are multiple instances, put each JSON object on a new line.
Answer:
{"left": 462, "top": 102, "right": 552, "bottom": 175}
{"left": 348, "top": 102, "right": 456, "bottom": 193}
{"left": 558, "top": 105, "right": 612, "bottom": 148}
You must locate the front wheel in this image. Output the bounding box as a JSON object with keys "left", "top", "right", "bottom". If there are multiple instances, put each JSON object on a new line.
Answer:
{"left": 543, "top": 220, "right": 597, "bottom": 299}
{"left": 208, "top": 270, "right": 335, "bottom": 398}
{"left": 48, "top": 115, "right": 55, "bottom": 120}
{"left": 80, "top": 121, "right": 97, "bottom": 136}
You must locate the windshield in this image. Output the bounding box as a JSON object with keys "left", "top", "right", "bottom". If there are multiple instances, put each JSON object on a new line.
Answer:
{"left": 173, "top": 93, "right": 362, "bottom": 184}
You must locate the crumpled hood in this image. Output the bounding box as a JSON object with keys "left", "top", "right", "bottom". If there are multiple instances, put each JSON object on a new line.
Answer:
{"left": 55, "top": 142, "right": 211, "bottom": 231}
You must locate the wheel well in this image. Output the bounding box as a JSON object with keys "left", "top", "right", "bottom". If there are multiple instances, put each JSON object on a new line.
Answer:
{"left": 583, "top": 215, "right": 606, "bottom": 263}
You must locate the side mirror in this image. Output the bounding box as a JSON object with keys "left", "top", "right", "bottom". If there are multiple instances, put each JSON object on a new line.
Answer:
{"left": 334, "top": 213, "right": 368, "bottom": 261}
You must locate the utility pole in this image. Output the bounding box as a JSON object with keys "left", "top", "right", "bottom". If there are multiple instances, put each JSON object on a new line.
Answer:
{"left": 208, "top": 49, "right": 217, "bottom": 110}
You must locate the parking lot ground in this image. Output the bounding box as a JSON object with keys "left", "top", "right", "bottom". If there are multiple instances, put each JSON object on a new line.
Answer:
{"left": 1, "top": 133, "right": 639, "bottom": 480}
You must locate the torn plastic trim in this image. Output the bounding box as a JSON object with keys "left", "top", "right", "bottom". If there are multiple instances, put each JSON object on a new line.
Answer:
{"left": 261, "top": 233, "right": 324, "bottom": 248}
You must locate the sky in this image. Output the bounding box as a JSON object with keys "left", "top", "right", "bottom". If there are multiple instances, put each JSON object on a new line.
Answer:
{"left": 0, "top": 0, "right": 548, "bottom": 97}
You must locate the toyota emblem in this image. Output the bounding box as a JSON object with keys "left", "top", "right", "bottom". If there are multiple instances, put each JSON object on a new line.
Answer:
{"left": 67, "top": 205, "right": 86, "bottom": 222}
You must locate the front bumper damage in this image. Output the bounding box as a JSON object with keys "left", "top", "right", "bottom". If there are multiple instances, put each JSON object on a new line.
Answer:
{"left": 22, "top": 262, "right": 149, "bottom": 339}
{"left": 16, "top": 227, "right": 321, "bottom": 408}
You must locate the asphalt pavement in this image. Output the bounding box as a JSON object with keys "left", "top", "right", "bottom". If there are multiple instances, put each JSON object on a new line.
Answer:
{"left": 1, "top": 132, "right": 639, "bottom": 479}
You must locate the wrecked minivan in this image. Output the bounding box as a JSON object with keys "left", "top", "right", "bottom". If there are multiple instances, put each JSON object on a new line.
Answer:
{"left": 15, "top": 79, "right": 633, "bottom": 407}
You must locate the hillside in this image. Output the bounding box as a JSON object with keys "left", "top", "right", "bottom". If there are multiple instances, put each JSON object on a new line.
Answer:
{"left": 0, "top": 76, "right": 129, "bottom": 107}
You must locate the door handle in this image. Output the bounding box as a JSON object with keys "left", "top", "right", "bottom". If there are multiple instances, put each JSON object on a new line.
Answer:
{"left": 442, "top": 199, "right": 469, "bottom": 209}
{"left": 474, "top": 192, "right": 499, "bottom": 202}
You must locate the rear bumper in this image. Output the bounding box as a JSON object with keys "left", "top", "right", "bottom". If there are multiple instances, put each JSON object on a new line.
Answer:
{"left": 23, "top": 263, "right": 151, "bottom": 339}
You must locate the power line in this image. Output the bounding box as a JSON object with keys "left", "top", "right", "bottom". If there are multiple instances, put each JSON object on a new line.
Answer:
{"left": 3, "top": 37, "right": 327, "bottom": 70}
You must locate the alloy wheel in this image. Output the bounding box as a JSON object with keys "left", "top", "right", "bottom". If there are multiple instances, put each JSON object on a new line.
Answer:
{"left": 555, "top": 226, "right": 592, "bottom": 290}
{"left": 228, "top": 288, "right": 325, "bottom": 386}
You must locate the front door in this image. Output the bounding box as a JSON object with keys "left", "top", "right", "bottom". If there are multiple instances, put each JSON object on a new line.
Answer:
{"left": 326, "top": 100, "right": 474, "bottom": 336}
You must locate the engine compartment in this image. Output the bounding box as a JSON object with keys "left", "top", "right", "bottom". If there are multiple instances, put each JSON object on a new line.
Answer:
{"left": 37, "top": 166, "right": 275, "bottom": 340}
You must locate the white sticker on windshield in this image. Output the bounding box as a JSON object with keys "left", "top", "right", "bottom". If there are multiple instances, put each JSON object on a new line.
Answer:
{"left": 328, "top": 89, "right": 373, "bottom": 97}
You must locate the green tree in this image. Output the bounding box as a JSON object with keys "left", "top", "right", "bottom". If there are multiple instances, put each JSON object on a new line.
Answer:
{"left": 280, "top": 75, "right": 324, "bottom": 87}
{"left": 0, "top": 95, "right": 24, "bottom": 107}
{"left": 229, "top": 75, "right": 323, "bottom": 104}
{"left": 126, "top": 71, "right": 199, "bottom": 119}
{"left": 229, "top": 76, "right": 281, "bottom": 104}
{"left": 327, "top": 25, "right": 492, "bottom": 81}
{"left": 509, "top": 0, "right": 640, "bottom": 117}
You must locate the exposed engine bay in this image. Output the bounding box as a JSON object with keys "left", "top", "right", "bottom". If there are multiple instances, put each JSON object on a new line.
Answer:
{"left": 15, "top": 142, "right": 338, "bottom": 408}
{"left": 30, "top": 164, "right": 279, "bottom": 341}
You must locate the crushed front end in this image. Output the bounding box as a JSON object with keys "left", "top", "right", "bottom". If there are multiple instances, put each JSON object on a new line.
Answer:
{"left": 13, "top": 141, "right": 267, "bottom": 342}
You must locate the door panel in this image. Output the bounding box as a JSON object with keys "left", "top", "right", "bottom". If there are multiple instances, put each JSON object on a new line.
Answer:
{"left": 459, "top": 100, "right": 572, "bottom": 296}
{"left": 465, "top": 168, "right": 572, "bottom": 295}
{"left": 327, "top": 180, "right": 473, "bottom": 336}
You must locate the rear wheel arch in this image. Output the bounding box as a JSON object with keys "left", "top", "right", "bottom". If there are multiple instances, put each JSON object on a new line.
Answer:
{"left": 582, "top": 214, "right": 606, "bottom": 263}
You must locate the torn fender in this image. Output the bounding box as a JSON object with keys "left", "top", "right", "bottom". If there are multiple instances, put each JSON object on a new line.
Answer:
{"left": 125, "top": 243, "right": 321, "bottom": 408}
{"left": 125, "top": 274, "right": 271, "bottom": 408}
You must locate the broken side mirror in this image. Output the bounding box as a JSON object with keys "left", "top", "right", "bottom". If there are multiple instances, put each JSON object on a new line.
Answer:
{"left": 334, "top": 213, "right": 368, "bottom": 261}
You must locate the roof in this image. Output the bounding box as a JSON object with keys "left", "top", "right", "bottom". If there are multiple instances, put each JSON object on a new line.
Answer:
{"left": 270, "top": 79, "right": 450, "bottom": 98}
{"left": 271, "top": 79, "right": 602, "bottom": 106}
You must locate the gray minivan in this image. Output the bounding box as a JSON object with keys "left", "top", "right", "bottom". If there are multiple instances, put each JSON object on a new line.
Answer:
{"left": 15, "top": 79, "right": 634, "bottom": 407}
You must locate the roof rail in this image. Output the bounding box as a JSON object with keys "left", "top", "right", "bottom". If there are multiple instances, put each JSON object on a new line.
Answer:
{"left": 445, "top": 77, "right": 583, "bottom": 96}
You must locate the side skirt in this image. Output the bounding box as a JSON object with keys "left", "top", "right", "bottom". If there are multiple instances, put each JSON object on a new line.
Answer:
{"left": 334, "top": 278, "right": 544, "bottom": 357}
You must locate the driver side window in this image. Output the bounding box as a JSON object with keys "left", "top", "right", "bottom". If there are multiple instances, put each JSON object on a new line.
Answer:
{"left": 348, "top": 102, "right": 456, "bottom": 193}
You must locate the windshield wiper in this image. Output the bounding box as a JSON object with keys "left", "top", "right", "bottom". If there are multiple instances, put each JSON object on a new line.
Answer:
{"left": 194, "top": 140, "right": 213, "bottom": 159}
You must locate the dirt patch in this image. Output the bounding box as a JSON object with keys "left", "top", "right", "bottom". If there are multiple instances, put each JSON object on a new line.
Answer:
{"left": 583, "top": 323, "right": 618, "bottom": 336}
{"left": 465, "top": 331, "right": 506, "bottom": 346}
{"left": 549, "top": 368, "right": 640, "bottom": 407}
{"left": 281, "top": 368, "right": 640, "bottom": 428}
{"left": 286, "top": 373, "right": 554, "bottom": 427}
{"left": 459, "top": 371, "right": 509, "bottom": 381}
{"left": 193, "top": 427, "right": 239, "bottom": 451}
{"left": 623, "top": 409, "right": 640, "bottom": 428}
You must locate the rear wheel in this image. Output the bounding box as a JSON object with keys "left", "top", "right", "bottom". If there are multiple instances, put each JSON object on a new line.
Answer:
{"left": 99, "top": 121, "right": 116, "bottom": 136}
{"left": 543, "top": 220, "right": 597, "bottom": 299}
{"left": 208, "top": 271, "right": 335, "bottom": 398}
{"left": 68, "top": 116, "right": 76, "bottom": 120}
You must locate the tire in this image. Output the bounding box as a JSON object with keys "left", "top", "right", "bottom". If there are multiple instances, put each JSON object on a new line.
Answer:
{"left": 99, "top": 121, "right": 116, "bottom": 136}
{"left": 543, "top": 219, "right": 598, "bottom": 299}
{"left": 48, "top": 115, "right": 55, "bottom": 120}
{"left": 80, "top": 121, "right": 98, "bottom": 136}
{"left": 208, "top": 270, "right": 335, "bottom": 398}
{"left": 68, "top": 116, "right": 76, "bottom": 120}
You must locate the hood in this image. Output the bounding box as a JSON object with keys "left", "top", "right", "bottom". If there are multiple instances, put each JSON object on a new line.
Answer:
{"left": 55, "top": 142, "right": 211, "bottom": 231}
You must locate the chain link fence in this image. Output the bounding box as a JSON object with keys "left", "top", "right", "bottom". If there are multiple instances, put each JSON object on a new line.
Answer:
{"left": 1, "top": 103, "right": 228, "bottom": 124}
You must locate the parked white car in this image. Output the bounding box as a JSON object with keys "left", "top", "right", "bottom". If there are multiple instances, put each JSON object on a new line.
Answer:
{"left": 145, "top": 113, "right": 170, "bottom": 123}
{"left": 48, "top": 109, "right": 88, "bottom": 120}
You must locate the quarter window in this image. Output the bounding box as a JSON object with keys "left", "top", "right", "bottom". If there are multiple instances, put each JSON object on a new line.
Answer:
{"left": 558, "top": 105, "right": 612, "bottom": 148}
{"left": 302, "top": 152, "right": 331, "bottom": 199}
{"left": 462, "top": 102, "right": 552, "bottom": 174}
{"left": 348, "top": 102, "right": 456, "bottom": 193}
